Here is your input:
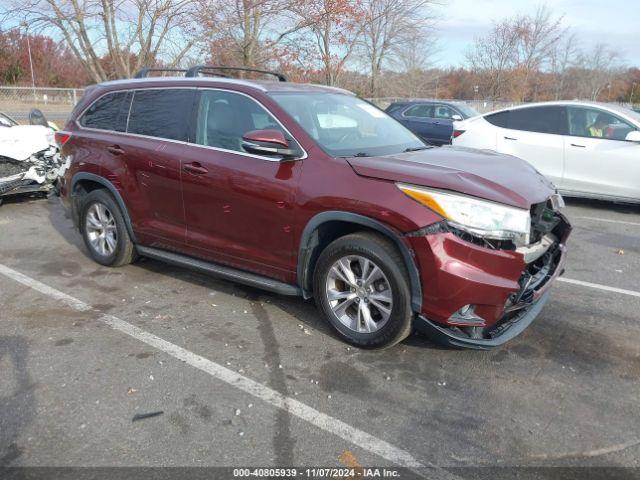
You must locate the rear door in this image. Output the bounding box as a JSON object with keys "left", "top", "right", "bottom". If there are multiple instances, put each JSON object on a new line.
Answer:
{"left": 75, "top": 90, "right": 133, "bottom": 178}
{"left": 115, "top": 88, "right": 195, "bottom": 247}
{"left": 180, "top": 89, "right": 303, "bottom": 281}
{"left": 495, "top": 106, "right": 566, "bottom": 186}
{"left": 399, "top": 104, "right": 438, "bottom": 143}
{"left": 562, "top": 106, "right": 640, "bottom": 199}
{"left": 430, "top": 104, "right": 459, "bottom": 144}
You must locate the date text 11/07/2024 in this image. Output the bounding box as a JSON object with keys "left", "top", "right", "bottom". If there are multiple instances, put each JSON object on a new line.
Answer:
{"left": 232, "top": 468, "right": 402, "bottom": 478}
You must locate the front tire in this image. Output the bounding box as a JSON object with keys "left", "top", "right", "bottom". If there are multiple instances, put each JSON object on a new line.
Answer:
{"left": 313, "top": 232, "right": 413, "bottom": 349}
{"left": 80, "top": 189, "right": 136, "bottom": 267}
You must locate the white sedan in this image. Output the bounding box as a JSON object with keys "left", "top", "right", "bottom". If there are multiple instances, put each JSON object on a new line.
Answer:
{"left": 452, "top": 101, "right": 640, "bottom": 203}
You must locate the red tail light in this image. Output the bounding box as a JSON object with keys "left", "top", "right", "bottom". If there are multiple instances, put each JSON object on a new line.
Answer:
{"left": 452, "top": 129, "right": 466, "bottom": 139}
{"left": 54, "top": 131, "right": 71, "bottom": 147}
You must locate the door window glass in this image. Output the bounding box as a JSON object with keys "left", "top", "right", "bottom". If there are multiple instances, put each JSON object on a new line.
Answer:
{"left": 80, "top": 91, "right": 131, "bottom": 131}
{"left": 127, "top": 89, "right": 194, "bottom": 141}
{"left": 508, "top": 106, "right": 564, "bottom": 135}
{"left": 433, "top": 105, "right": 456, "bottom": 119}
{"left": 195, "top": 90, "right": 285, "bottom": 152}
{"left": 403, "top": 104, "right": 433, "bottom": 118}
{"left": 567, "top": 107, "right": 636, "bottom": 140}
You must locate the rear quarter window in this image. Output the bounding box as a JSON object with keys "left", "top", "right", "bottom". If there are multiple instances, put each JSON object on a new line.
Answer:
{"left": 127, "top": 89, "right": 195, "bottom": 141}
{"left": 79, "top": 91, "right": 131, "bottom": 131}
{"left": 484, "top": 111, "right": 509, "bottom": 128}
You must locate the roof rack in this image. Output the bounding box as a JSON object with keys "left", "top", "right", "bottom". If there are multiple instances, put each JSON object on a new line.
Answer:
{"left": 185, "top": 65, "right": 288, "bottom": 82}
{"left": 134, "top": 68, "right": 188, "bottom": 79}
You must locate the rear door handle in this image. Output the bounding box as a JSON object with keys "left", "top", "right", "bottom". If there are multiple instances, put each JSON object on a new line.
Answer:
{"left": 504, "top": 136, "right": 517, "bottom": 141}
{"left": 107, "top": 145, "right": 125, "bottom": 155}
{"left": 571, "top": 143, "right": 586, "bottom": 148}
{"left": 183, "top": 162, "right": 208, "bottom": 175}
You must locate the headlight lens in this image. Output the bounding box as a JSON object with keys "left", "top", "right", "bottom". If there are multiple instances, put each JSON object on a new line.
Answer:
{"left": 397, "top": 183, "right": 531, "bottom": 243}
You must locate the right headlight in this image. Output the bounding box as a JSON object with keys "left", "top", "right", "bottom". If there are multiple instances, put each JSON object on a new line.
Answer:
{"left": 397, "top": 183, "right": 531, "bottom": 244}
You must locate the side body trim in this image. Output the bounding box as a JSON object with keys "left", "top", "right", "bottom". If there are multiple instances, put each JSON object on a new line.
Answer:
{"left": 137, "top": 246, "right": 301, "bottom": 296}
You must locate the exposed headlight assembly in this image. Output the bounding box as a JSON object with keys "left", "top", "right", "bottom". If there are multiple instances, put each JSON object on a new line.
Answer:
{"left": 397, "top": 183, "right": 531, "bottom": 245}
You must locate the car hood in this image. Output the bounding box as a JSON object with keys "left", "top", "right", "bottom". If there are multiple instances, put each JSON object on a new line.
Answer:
{"left": 0, "top": 125, "right": 53, "bottom": 161}
{"left": 346, "top": 146, "right": 555, "bottom": 209}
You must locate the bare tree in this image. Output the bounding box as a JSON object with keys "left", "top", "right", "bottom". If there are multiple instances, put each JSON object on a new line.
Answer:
{"left": 7, "top": 0, "right": 203, "bottom": 82}
{"left": 549, "top": 32, "right": 580, "bottom": 100}
{"left": 201, "top": 0, "right": 317, "bottom": 69}
{"left": 575, "top": 43, "right": 622, "bottom": 100}
{"left": 466, "top": 5, "right": 565, "bottom": 101}
{"left": 466, "top": 18, "right": 521, "bottom": 100}
{"left": 359, "top": 0, "right": 436, "bottom": 96}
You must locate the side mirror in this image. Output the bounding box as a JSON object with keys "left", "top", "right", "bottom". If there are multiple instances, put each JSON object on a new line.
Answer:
{"left": 451, "top": 114, "right": 463, "bottom": 121}
{"left": 625, "top": 131, "right": 640, "bottom": 143}
{"left": 242, "top": 129, "right": 301, "bottom": 159}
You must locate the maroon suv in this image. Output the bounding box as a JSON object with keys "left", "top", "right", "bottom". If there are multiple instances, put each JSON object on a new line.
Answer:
{"left": 57, "top": 66, "right": 571, "bottom": 349}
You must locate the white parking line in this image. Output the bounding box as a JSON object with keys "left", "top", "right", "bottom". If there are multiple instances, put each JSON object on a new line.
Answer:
{"left": 574, "top": 216, "right": 640, "bottom": 227}
{"left": 559, "top": 277, "right": 640, "bottom": 298}
{"left": 0, "top": 263, "right": 428, "bottom": 470}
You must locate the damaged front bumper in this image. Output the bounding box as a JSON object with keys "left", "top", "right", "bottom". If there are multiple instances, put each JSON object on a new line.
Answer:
{"left": 409, "top": 203, "right": 571, "bottom": 350}
{"left": 0, "top": 146, "right": 63, "bottom": 199}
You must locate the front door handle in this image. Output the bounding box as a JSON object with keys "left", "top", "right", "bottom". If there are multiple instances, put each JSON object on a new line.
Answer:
{"left": 107, "top": 145, "right": 125, "bottom": 155}
{"left": 571, "top": 143, "right": 586, "bottom": 148}
{"left": 504, "top": 136, "right": 517, "bottom": 141}
{"left": 183, "top": 162, "right": 208, "bottom": 175}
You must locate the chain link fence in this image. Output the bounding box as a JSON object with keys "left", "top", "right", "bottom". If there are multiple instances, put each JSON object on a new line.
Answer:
{"left": 0, "top": 86, "right": 85, "bottom": 124}
{"left": 2, "top": 87, "right": 635, "bottom": 125}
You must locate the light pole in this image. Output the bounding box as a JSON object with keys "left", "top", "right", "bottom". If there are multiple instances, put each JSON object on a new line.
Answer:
{"left": 21, "top": 22, "right": 36, "bottom": 102}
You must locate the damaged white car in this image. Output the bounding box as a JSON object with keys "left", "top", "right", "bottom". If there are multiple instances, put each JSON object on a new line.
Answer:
{"left": 0, "top": 110, "right": 64, "bottom": 204}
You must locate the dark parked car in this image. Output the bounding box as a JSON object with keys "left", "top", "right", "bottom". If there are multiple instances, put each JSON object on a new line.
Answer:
{"left": 57, "top": 66, "right": 570, "bottom": 349}
{"left": 385, "top": 100, "right": 479, "bottom": 146}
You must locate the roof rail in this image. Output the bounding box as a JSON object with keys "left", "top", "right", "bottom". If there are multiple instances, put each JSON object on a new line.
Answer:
{"left": 133, "top": 68, "right": 188, "bottom": 79}
{"left": 185, "top": 65, "right": 287, "bottom": 82}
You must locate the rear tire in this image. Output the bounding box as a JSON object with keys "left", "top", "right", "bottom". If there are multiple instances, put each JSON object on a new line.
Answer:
{"left": 80, "top": 189, "right": 136, "bottom": 267}
{"left": 313, "top": 232, "right": 413, "bottom": 349}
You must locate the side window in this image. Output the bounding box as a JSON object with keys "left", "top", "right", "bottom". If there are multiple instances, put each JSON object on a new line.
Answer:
{"left": 433, "top": 105, "right": 455, "bottom": 119}
{"left": 195, "top": 90, "right": 285, "bottom": 153}
{"left": 403, "top": 104, "right": 433, "bottom": 118}
{"left": 79, "top": 91, "right": 130, "bottom": 131}
{"left": 567, "top": 107, "right": 636, "bottom": 140}
{"left": 508, "top": 106, "right": 564, "bottom": 135}
{"left": 127, "top": 89, "right": 194, "bottom": 141}
{"left": 485, "top": 111, "right": 509, "bottom": 128}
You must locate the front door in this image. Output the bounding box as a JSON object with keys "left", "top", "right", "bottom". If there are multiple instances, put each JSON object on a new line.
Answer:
{"left": 180, "top": 89, "right": 303, "bottom": 281}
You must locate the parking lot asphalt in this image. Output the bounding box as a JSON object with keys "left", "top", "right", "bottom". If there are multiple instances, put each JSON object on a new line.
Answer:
{"left": 1, "top": 194, "right": 639, "bottom": 474}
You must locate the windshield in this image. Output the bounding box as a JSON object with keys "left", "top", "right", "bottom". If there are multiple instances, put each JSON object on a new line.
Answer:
{"left": 270, "top": 93, "right": 424, "bottom": 157}
{"left": 455, "top": 103, "right": 480, "bottom": 118}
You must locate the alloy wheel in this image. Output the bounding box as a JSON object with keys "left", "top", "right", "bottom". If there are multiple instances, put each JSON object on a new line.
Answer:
{"left": 325, "top": 255, "right": 393, "bottom": 333}
{"left": 85, "top": 203, "right": 117, "bottom": 257}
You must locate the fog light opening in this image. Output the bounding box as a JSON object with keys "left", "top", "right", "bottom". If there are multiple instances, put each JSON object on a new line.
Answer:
{"left": 448, "top": 304, "right": 486, "bottom": 326}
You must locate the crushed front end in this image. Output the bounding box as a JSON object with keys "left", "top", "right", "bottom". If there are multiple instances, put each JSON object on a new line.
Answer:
{"left": 409, "top": 197, "right": 571, "bottom": 349}
{"left": 0, "top": 146, "right": 62, "bottom": 201}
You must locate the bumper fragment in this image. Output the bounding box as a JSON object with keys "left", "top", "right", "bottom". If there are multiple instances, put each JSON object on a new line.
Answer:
{"left": 415, "top": 291, "right": 550, "bottom": 350}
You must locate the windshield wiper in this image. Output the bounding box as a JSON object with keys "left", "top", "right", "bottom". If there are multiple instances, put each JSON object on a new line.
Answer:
{"left": 403, "top": 146, "right": 431, "bottom": 152}
{"left": 351, "top": 152, "right": 370, "bottom": 157}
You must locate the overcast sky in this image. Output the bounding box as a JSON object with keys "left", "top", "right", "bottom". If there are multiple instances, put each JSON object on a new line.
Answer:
{"left": 432, "top": 0, "right": 640, "bottom": 68}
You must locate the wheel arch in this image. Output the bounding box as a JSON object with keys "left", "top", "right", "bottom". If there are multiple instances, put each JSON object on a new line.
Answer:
{"left": 70, "top": 172, "right": 137, "bottom": 243}
{"left": 297, "top": 211, "right": 422, "bottom": 313}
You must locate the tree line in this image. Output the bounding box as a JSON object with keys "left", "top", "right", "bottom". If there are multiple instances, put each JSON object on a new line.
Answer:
{"left": 0, "top": 1, "right": 638, "bottom": 104}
